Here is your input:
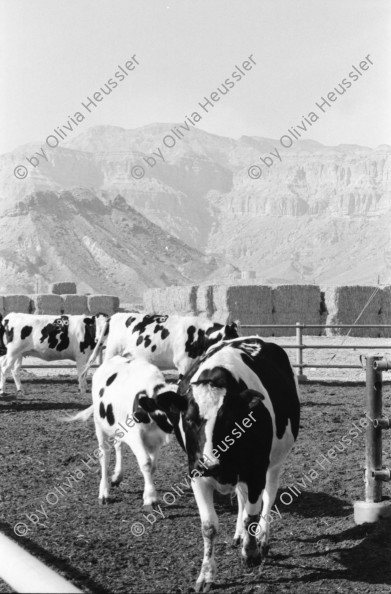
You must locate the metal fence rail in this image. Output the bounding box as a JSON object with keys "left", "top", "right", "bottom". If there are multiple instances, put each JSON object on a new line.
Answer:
{"left": 19, "top": 322, "right": 391, "bottom": 379}
{"left": 240, "top": 322, "right": 390, "bottom": 378}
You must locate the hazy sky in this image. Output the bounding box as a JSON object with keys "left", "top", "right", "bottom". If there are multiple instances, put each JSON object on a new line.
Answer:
{"left": 1, "top": 0, "right": 390, "bottom": 155}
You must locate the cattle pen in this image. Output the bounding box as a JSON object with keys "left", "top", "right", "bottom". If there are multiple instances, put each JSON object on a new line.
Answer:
{"left": 1, "top": 324, "right": 391, "bottom": 593}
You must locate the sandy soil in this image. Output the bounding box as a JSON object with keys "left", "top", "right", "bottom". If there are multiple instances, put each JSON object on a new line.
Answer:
{"left": 1, "top": 377, "right": 391, "bottom": 593}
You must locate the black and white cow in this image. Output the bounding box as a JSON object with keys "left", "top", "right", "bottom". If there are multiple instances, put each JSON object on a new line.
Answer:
{"left": 81, "top": 313, "right": 239, "bottom": 380}
{"left": 140, "top": 336, "right": 300, "bottom": 592}
{"left": 67, "top": 355, "right": 178, "bottom": 509}
{"left": 0, "top": 313, "right": 107, "bottom": 396}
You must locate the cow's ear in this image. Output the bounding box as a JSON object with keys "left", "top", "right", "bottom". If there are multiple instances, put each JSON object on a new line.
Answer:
{"left": 138, "top": 395, "right": 157, "bottom": 413}
{"left": 225, "top": 321, "right": 239, "bottom": 339}
{"left": 156, "top": 391, "right": 188, "bottom": 413}
{"left": 239, "top": 389, "right": 264, "bottom": 408}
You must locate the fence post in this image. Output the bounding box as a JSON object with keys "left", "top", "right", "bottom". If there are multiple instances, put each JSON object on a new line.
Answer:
{"left": 365, "top": 356, "right": 383, "bottom": 502}
{"left": 295, "top": 322, "right": 307, "bottom": 382}
{"left": 354, "top": 355, "right": 391, "bottom": 524}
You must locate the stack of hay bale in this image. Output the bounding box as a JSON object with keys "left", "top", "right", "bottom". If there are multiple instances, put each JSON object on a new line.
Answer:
{"left": 0, "top": 282, "right": 120, "bottom": 317}
{"left": 142, "top": 283, "right": 390, "bottom": 338}
{"left": 323, "top": 286, "right": 384, "bottom": 337}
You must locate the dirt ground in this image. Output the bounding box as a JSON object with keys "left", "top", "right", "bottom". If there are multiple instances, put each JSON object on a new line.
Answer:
{"left": 1, "top": 377, "right": 391, "bottom": 594}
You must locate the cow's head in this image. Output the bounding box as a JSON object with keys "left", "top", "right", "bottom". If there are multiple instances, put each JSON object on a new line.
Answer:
{"left": 141, "top": 361, "right": 264, "bottom": 478}
{"left": 84, "top": 313, "right": 109, "bottom": 345}
{"left": 206, "top": 321, "right": 239, "bottom": 344}
{"left": 185, "top": 322, "right": 240, "bottom": 366}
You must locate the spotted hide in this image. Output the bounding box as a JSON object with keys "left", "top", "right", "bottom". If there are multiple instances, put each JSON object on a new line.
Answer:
{"left": 140, "top": 336, "right": 300, "bottom": 592}
{"left": 0, "top": 312, "right": 107, "bottom": 396}
{"left": 66, "top": 356, "right": 178, "bottom": 509}
{"left": 81, "top": 313, "right": 239, "bottom": 381}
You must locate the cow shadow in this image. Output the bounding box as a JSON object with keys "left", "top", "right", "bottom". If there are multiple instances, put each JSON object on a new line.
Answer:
{"left": 215, "top": 491, "right": 391, "bottom": 590}
{"left": 0, "top": 400, "right": 90, "bottom": 412}
{"left": 214, "top": 490, "right": 351, "bottom": 520}
{"left": 271, "top": 519, "right": 391, "bottom": 588}
{"left": 278, "top": 490, "right": 352, "bottom": 519}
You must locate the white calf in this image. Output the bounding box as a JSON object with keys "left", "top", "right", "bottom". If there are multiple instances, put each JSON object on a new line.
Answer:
{"left": 68, "top": 355, "right": 178, "bottom": 509}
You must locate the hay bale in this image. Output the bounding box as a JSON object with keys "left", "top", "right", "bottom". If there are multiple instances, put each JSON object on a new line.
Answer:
{"left": 147, "top": 286, "right": 198, "bottom": 315}
{"left": 3, "top": 295, "right": 34, "bottom": 315}
{"left": 196, "top": 286, "right": 215, "bottom": 319}
{"left": 143, "top": 289, "right": 155, "bottom": 313}
{"left": 88, "top": 295, "right": 120, "bottom": 316}
{"left": 62, "top": 295, "right": 89, "bottom": 315}
{"left": 143, "top": 288, "right": 174, "bottom": 314}
{"left": 379, "top": 286, "right": 391, "bottom": 338}
{"left": 34, "top": 294, "right": 64, "bottom": 315}
{"left": 51, "top": 282, "right": 77, "bottom": 295}
{"left": 171, "top": 286, "right": 198, "bottom": 315}
{"left": 272, "top": 285, "right": 322, "bottom": 336}
{"left": 323, "top": 286, "right": 383, "bottom": 337}
{"left": 211, "top": 285, "right": 273, "bottom": 336}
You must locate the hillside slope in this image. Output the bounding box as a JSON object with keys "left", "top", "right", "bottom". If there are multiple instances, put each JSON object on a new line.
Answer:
{"left": 0, "top": 189, "right": 219, "bottom": 299}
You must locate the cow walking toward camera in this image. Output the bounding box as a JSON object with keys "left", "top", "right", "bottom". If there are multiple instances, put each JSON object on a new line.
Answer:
{"left": 140, "top": 336, "right": 300, "bottom": 592}
{"left": 81, "top": 313, "right": 239, "bottom": 380}
{"left": 0, "top": 313, "right": 107, "bottom": 396}
{"left": 67, "top": 355, "right": 179, "bottom": 509}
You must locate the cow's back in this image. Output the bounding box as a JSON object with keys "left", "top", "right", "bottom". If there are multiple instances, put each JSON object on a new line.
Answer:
{"left": 3, "top": 313, "right": 91, "bottom": 361}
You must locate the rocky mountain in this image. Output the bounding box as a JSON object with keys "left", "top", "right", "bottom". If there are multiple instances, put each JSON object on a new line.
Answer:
{"left": 1, "top": 124, "right": 390, "bottom": 294}
{"left": 0, "top": 188, "right": 221, "bottom": 300}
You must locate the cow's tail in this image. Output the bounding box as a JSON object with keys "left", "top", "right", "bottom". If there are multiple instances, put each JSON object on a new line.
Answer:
{"left": 0, "top": 314, "right": 7, "bottom": 357}
{"left": 80, "top": 318, "right": 109, "bottom": 382}
{"left": 59, "top": 405, "right": 94, "bottom": 423}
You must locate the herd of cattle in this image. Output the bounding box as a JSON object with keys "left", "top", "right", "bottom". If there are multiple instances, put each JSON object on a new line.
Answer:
{"left": 0, "top": 311, "right": 300, "bottom": 592}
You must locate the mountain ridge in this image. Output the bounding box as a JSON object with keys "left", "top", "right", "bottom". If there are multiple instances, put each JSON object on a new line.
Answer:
{"left": 1, "top": 124, "right": 390, "bottom": 292}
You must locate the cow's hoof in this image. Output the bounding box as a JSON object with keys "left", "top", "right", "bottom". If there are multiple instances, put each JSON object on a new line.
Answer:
{"left": 194, "top": 579, "right": 214, "bottom": 593}
{"left": 142, "top": 501, "right": 160, "bottom": 513}
{"left": 260, "top": 543, "right": 270, "bottom": 558}
{"left": 242, "top": 552, "right": 262, "bottom": 568}
{"left": 99, "top": 496, "right": 110, "bottom": 505}
{"left": 232, "top": 535, "right": 242, "bottom": 547}
{"left": 16, "top": 390, "right": 24, "bottom": 396}
{"left": 110, "top": 476, "right": 122, "bottom": 487}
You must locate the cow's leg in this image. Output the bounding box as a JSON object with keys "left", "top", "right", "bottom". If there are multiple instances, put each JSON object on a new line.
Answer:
{"left": 11, "top": 358, "right": 24, "bottom": 394}
{"left": 173, "top": 355, "right": 187, "bottom": 381}
{"left": 111, "top": 440, "right": 124, "bottom": 486}
{"left": 130, "top": 437, "right": 160, "bottom": 511}
{"left": 76, "top": 358, "right": 87, "bottom": 396}
{"left": 0, "top": 356, "right": 4, "bottom": 393}
{"left": 0, "top": 355, "right": 15, "bottom": 395}
{"left": 257, "top": 465, "right": 283, "bottom": 557}
{"left": 95, "top": 424, "right": 111, "bottom": 504}
{"left": 192, "top": 478, "right": 218, "bottom": 593}
{"left": 241, "top": 489, "right": 264, "bottom": 567}
{"left": 233, "top": 483, "right": 247, "bottom": 546}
